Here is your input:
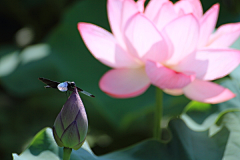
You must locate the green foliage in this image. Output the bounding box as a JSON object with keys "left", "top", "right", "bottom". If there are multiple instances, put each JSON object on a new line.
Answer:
{"left": 179, "top": 77, "right": 240, "bottom": 159}
{"left": 220, "top": 112, "right": 240, "bottom": 159}
{"left": 13, "top": 120, "right": 229, "bottom": 160}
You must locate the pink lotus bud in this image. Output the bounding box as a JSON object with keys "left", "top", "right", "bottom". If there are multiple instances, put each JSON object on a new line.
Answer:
{"left": 53, "top": 87, "right": 88, "bottom": 150}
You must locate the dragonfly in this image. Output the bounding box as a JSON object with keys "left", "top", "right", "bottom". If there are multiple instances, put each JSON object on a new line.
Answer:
{"left": 38, "top": 77, "right": 95, "bottom": 97}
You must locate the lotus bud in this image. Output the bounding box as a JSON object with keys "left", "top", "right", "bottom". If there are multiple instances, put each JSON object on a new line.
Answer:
{"left": 53, "top": 87, "right": 88, "bottom": 150}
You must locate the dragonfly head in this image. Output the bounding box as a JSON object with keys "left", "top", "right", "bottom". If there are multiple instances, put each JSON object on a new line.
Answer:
{"left": 68, "top": 81, "right": 76, "bottom": 88}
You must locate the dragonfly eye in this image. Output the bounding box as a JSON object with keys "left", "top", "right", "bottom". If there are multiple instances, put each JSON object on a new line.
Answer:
{"left": 69, "top": 82, "right": 76, "bottom": 87}
{"left": 57, "top": 82, "right": 68, "bottom": 92}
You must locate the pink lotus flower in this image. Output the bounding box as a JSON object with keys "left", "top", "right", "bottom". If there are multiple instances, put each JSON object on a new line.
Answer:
{"left": 78, "top": 0, "right": 240, "bottom": 104}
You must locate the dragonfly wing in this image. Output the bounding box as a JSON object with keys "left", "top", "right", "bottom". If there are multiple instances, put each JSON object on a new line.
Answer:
{"left": 77, "top": 87, "right": 95, "bottom": 97}
{"left": 38, "top": 77, "right": 60, "bottom": 88}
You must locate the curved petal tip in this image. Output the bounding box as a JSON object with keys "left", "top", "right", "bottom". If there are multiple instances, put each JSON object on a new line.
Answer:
{"left": 183, "top": 80, "right": 235, "bottom": 104}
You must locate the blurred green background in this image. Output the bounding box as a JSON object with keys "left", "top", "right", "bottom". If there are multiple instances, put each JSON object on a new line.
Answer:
{"left": 1, "top": 0, "right": 240, "bottom": 160}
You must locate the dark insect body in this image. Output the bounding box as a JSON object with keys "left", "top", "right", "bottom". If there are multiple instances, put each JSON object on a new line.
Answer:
{"left": 38, "top": 77, "right": 95, "bottom": 97}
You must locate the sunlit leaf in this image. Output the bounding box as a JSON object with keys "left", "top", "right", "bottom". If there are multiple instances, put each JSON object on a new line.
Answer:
{"left": 0, "top": 51, "right": 20, "bottom": 77}
{"left": 221, "top": 112, "right": 240, "bottom": 160}
{"left": 20, "top": 44, "right": 50, "bottom": 64}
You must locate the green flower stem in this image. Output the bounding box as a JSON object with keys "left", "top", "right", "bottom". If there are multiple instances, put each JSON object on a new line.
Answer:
{"left": 153, "top": 87, "right": 163, "bottom": 141}
{"left": 63, "top": 147, "right": 72, "bottom": 160}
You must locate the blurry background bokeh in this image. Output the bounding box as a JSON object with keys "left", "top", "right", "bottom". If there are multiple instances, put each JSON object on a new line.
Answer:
{"left": 1, "top": 0, "right": 240, "bottom": 160}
